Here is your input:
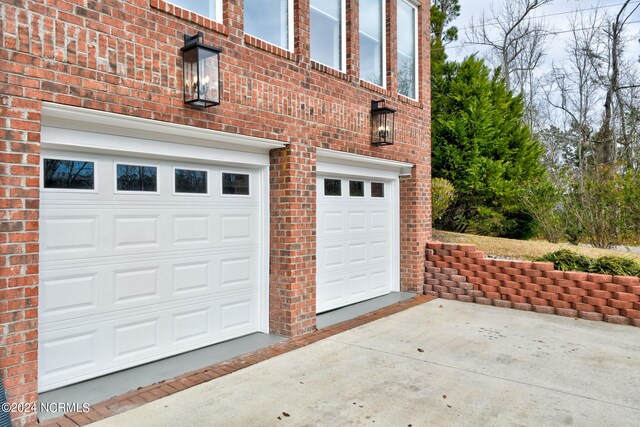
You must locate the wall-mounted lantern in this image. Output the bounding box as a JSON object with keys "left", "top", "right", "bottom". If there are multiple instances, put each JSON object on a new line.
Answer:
{"left": 181, "top": 32, "right": 222, "bottom": 107}
{"left": 370, "top": 99, "right": 396, "bottom": 146}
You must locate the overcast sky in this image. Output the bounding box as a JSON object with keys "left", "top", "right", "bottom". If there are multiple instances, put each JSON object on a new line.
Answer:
{"left": 448, "top": 0, "right": 640, "bottom": 69}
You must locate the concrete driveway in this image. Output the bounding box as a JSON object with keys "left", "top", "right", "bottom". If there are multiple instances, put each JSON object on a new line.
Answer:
{"left": 94, "top": 299, "right": 640, "bottom": 427}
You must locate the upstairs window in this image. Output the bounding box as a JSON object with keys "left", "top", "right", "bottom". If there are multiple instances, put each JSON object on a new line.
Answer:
{"left": 245, "top": 0, "right": 292, "bottom": 50}
{"left": 167, "top": 0, "right": 220, "bottom": 21}
{"left": 397, "top": 0, "right": 418, "bottom": 99}
{"left": 311, "top": 0, "right": 345, "bottom": 71}
{"left": 359, "top": 0, "right": 385, "bottom": 87}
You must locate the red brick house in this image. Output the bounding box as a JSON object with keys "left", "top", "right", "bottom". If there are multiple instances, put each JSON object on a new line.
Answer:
{"left": 0, "top": 0, "right": 431, "bottom": 424}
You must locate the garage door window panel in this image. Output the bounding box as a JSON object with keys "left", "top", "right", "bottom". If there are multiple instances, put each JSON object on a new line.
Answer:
{"left": 43, "top": 158, "right": 95, "bottom": 190}
{"left": 349, "top": 180, "right": 365, "bottom": 197}
{"left": 116, "top": 164, "right": 158, "bottom": 192}
{"left": 371, "top": 182, "right": 385, "bottom": 198}
{"left": 222, "top": 172, "right": 250, "bottom": 195}
{"left": 324, "top": 178, "right": 342, "bottom": 196}
{"left": 175, "top": 168, "right": 208, "bottom": 195}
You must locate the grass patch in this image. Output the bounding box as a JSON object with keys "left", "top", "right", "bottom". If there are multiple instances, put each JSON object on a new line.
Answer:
{"left": 433, "top": 230, "right": 640, "bottom": 263}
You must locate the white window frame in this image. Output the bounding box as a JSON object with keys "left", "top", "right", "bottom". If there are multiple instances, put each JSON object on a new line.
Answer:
{"left": 167, "top": 0, "right": 222, "bottom": 23}
{"left": 220, "top": 169, "right": 252, "bottom": 197}
{"left": 41, "top": 155, "right": 99, "bottom": 194}
{"left": 172, "top": 165, "right": 210, "bottom": 196}
{"left": 323, "top": 178, "right": 343, "bottom": 197}
{"left": 371, "top": 181, "right": 386, "bottom": 198}
{"left": 244, "top": 0, "right": 294, "bottom": 51}
{"left": 397, "top": 0, "right": 419, "bottom": 100}
{"left": 114, "top": 161, "right": 161, "bottom": 195}
{"left": 348, "top": 179, "right": 365, "bottom": 198}
{"left": 359, "top": 0, "right": 387, "bottom": 88}
{"left": 310, "top": 0, "right": 347, "bottom": 73}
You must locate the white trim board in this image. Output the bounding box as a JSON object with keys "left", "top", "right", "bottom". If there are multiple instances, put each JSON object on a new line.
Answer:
{"left": 316, "top": 148, "right": 414, "bottom": 177}
{"left": 41, "top": 127, "right": 270, "bottom": 168}
{"left": 40, "top": 103, "right": 288, "bottom": 155}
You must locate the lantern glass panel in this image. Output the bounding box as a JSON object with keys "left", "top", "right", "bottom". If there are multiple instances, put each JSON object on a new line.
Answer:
{"left": 372, "top": 112, "right": 381, "bottom": 144}
{"left": 384, "top": 112, "right": 395, "bottom": 144}
{"left": 198, "top": 47, "right": 220, "bottom": 105}
{"left": 183, "top": 47, "right": 199, "bottom": 104}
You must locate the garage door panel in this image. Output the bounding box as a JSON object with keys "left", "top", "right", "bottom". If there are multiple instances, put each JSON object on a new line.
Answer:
{"left": 371, "top": 240, "right": 388, "bottom": 261}
{"left": 348, "top": 212, "right": 367, "bottom": 231}
{"left": 322, "top": 245, "right": 345, "bottom": 268}
{"left": 349, "top": 275, "right": 368, "bottom": 297}
{"left": 317, "top": 277, "right": 345, "bottom": 306}
{"left": 39, "top": 330, "right": 99, "bottom": 382}
{"left": 347, "top": 243, "right": 367, "bottom": 265}
{"left": 371, "top": 270, "right": 390, "bottom": 292}
{"left": 41, "top": 251, "right": 259, "bottom": 323}
{"left": 113, "top": 318, "right": 161, "bottom": 361}
{"left": 321, "top": 211, "right": 344, "bottom": 234}
{"left": 40, "top": 147, "right": 265, "bottom": 391}
{"left": 39, "top": 290, "right": 261, "bottom": 391}
{"left": 317, "top": 239, "right": 387, "bottom": 272}
{"left": 42, "top": 212, "right": 259, "bottom": 263}
{"left": 113, "top": 266, "right": 162, "bottom": 306}
{"left": 173, "top": 215, "right": 210, "bottom": 244}
{"left": 220, "top": 214, "right": 254, "bottom": 242}
{"left": 220, "top": 256, "right": 253, "bottom": 289}
{"left": 172, "top": 261, "right": 211, "bottom": 295}
{"left": 172, "top": 308, "right": 211, "bottom": 345}
{"left": 40, "top": 216, "right": 99, "bottom": 254}
{"left": 370, "top": 211, "right": 389, "bottom": 230}
{"left": 40, "top": 274, "right": 99, "bottom": 319}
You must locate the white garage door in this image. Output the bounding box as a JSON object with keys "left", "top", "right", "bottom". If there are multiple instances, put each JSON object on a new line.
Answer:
{"left": 39, "top": 144, "right": 266, "bottom": 391}
{"left": 316, "top": 173, "right": 398, "bottom": 313}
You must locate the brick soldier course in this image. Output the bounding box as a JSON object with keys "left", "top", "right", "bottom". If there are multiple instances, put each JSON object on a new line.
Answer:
{"left": 0, "top": 0, "right": 432, "bottom": 424}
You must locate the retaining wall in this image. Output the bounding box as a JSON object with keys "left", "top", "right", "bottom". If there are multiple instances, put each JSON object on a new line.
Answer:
{"left": 424, "top": 242, "right": 640, "bottom": 327}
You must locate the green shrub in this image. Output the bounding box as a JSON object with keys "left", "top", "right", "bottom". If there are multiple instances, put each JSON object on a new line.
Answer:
{"left": 537, "top": 250, "right": 592, "bottom": 272}
{"left": 590, "top": 256, "right": 640, "bottom": 277}
{"left": 536, "top": 249, "right": 640, "bottom": 277}
{"left": 432, "top": 178, "right": 456, "bottom": 221}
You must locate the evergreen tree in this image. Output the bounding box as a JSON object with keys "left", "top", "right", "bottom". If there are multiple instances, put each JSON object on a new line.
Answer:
{"left": 432, "top": 57, "right": 544, "bottom": 238}
{"left": 430, "top": 0, "right": 460, "bottom": 74}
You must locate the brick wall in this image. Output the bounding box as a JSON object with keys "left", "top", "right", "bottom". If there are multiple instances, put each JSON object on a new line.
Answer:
{"left": 424, "top": 242, "right": 640, "bottom": 327}
{"left": 1, "top": 0, "right": 431, "bottom": 423}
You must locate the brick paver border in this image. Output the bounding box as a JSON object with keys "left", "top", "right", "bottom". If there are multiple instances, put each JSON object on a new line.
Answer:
{"left": 38, "top": 295, "right": 435, "bottom": 426}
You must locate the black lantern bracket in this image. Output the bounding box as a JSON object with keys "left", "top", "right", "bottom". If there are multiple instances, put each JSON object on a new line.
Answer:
{"left": 370, "top": 99, "right": 396, "bottom": 146}
{"left": 181, "top": 32, "right": 223, "bottom": 108}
